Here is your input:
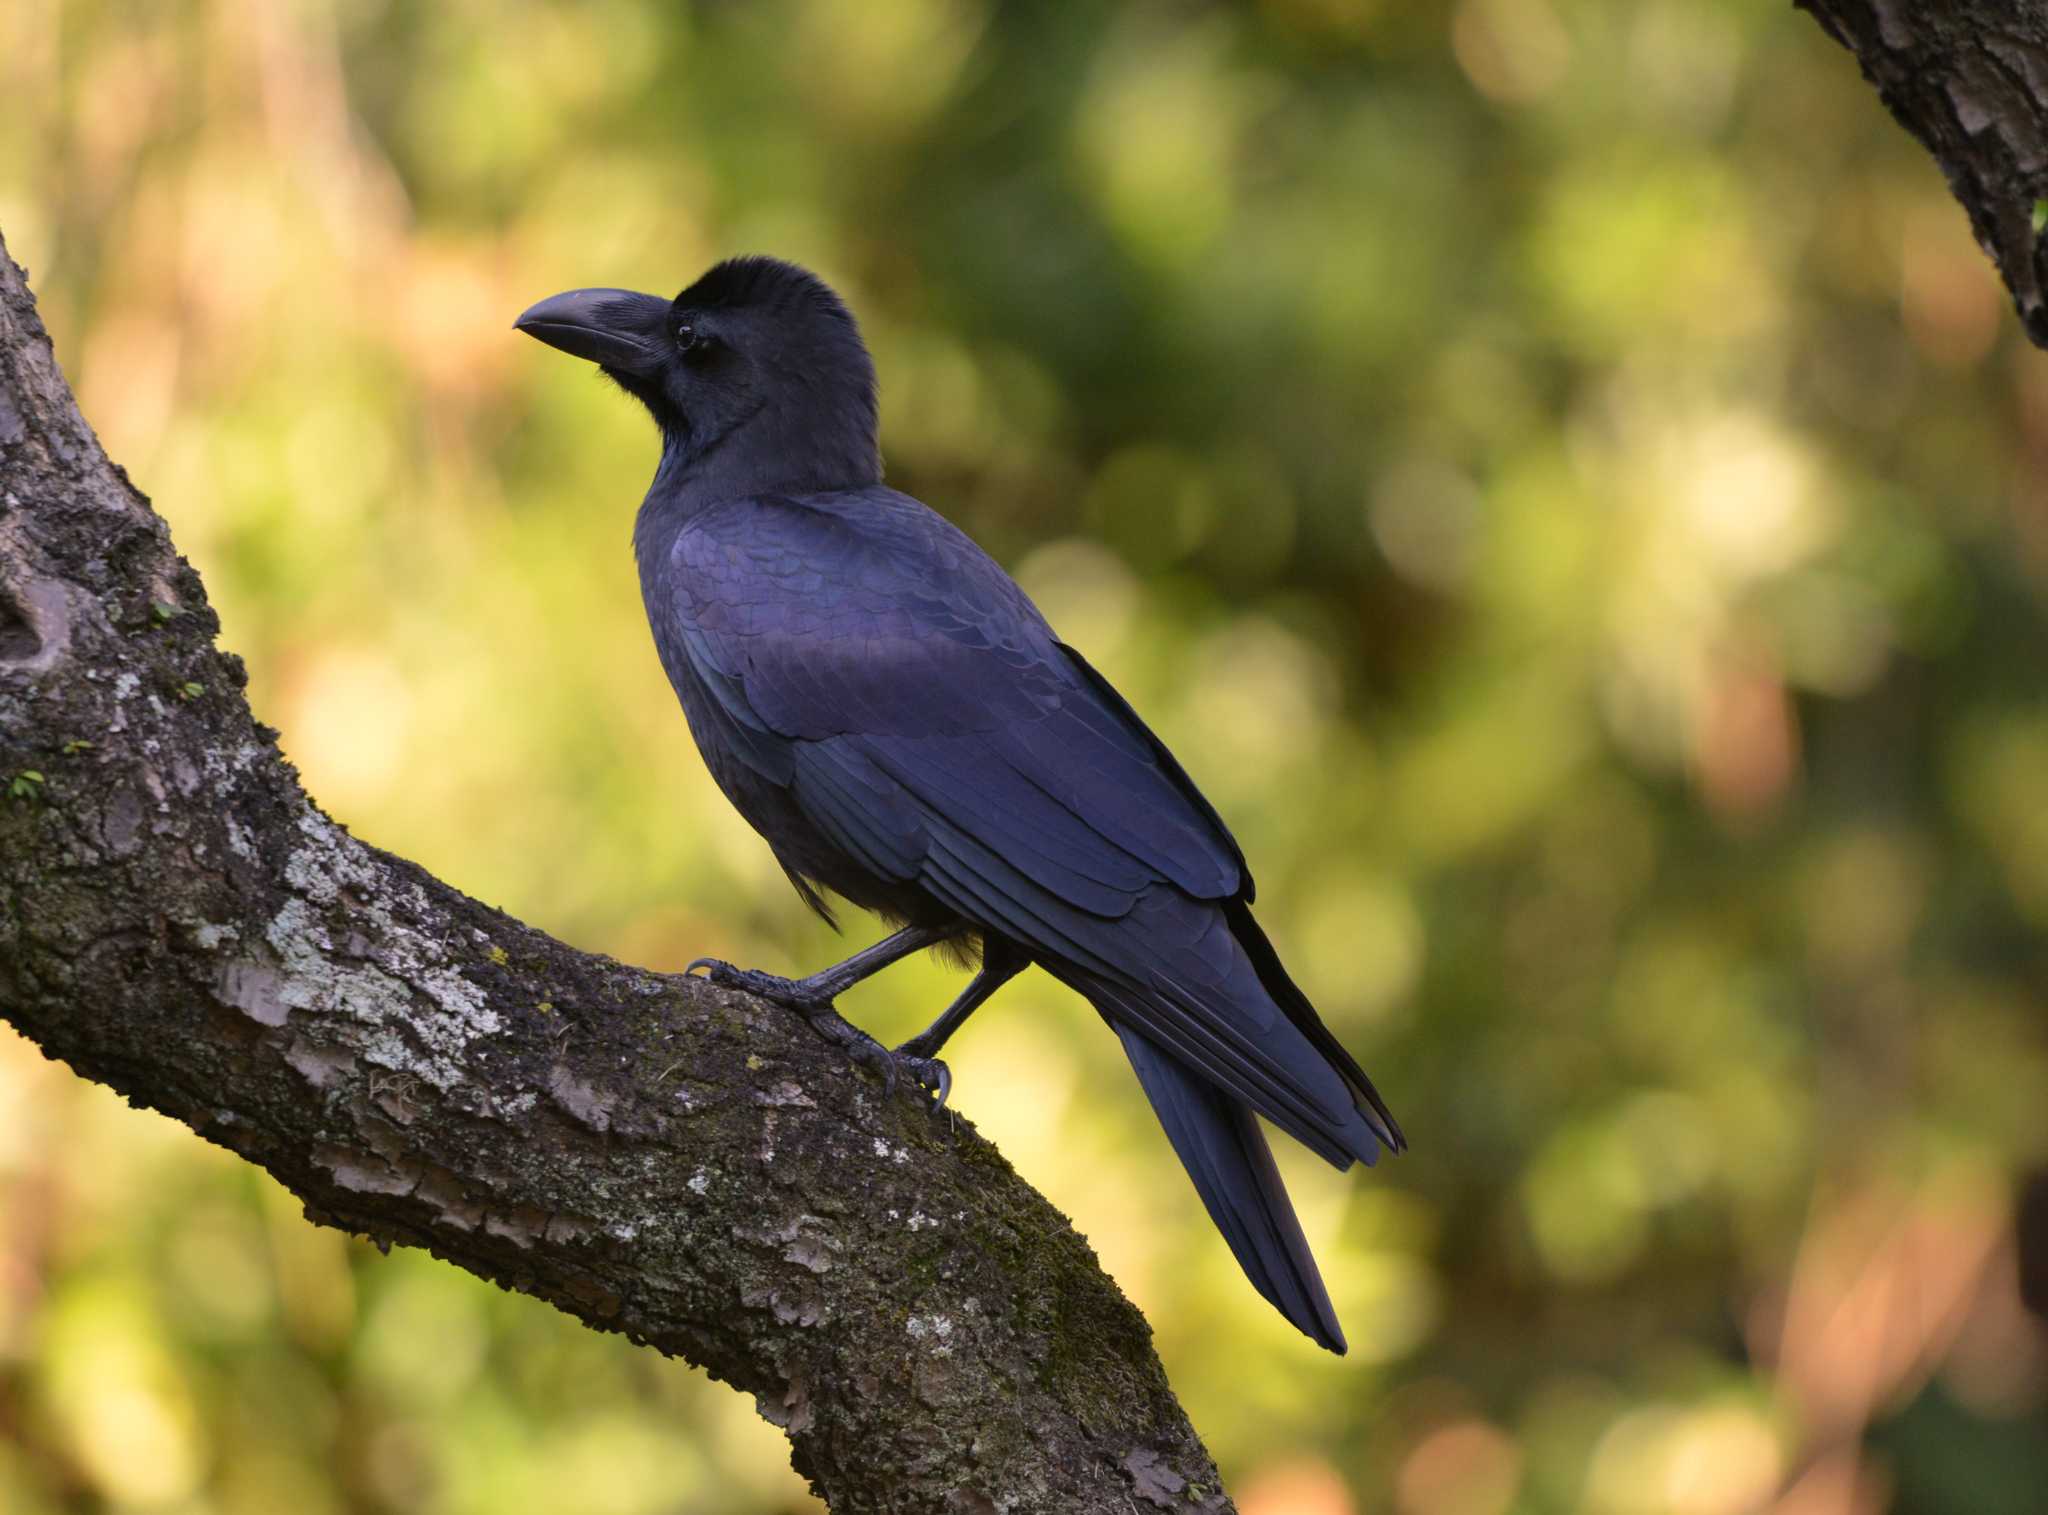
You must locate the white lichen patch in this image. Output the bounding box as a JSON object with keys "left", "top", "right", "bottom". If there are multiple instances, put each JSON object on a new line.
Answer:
{"left": 217, "top": 809, "right": 503, "bottom": 1091}
{"left": 907, "top": 1211, "right": 937, "bottom": 1232}
{"left": 190, "top": 921, "right": 239, "bottom": 950}
{"left": 905, "top": 1314, "right": 955, "bottom": 1356}
{"left": 687, "top": 1167, "right": 711, "bottom": 1195}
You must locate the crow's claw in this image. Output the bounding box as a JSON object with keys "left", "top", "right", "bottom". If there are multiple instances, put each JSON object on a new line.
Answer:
{"left": 892, "top": 1048, "right": 952, "bottom": 1112}
{"left": 835, "top": 1029, "right": 895, "bottom": 1097}
{"left": 684, "top": 957, "right": 835, "bottom": 1016}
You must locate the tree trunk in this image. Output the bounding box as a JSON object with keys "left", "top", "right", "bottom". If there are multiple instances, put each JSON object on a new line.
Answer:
{"left": 1797, "top": 0, "right": 2048, "bottom": 348}
{"left": 0, "top": 229, "right": 1231, "bottom": 1515}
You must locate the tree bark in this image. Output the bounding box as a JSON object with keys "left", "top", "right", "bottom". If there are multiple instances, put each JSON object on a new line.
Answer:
{"left": 1797, "top": 0, "right": 2048, "bottom": 348}
{"left": 0, "top": 230, "right": 1231, "bottom": 1515}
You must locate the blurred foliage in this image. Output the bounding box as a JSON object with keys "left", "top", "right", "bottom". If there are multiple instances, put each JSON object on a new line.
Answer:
{"left": 4, "top": 0, "right": 2048, "bottom": 1511}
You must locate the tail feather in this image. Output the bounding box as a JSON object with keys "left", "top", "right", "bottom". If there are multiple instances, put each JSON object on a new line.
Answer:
{"left": 1225, "top": 899, "right": 1406, "bottom": 1154}
{"left": 1113, "top": 1023, "right": 1347, "bottom": 1353}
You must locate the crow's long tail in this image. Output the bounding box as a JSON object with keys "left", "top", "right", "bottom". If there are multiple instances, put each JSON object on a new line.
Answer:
{"left": 1112, "top": 1023, "right": 1346, "bottom": 1353}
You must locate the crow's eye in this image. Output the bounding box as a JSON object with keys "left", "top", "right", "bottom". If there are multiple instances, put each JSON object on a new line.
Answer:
{"left": 675, "top": 321, "right": 708, "bottom": 355}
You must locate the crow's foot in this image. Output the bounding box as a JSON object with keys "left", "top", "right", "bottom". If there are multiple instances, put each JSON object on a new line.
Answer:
{"left": 684, "top": 957, "right": 836, "bottom": 1016}
{"left": 891, "top": 1047, "right": 953, "bottom": 1111}
{"left": 889, "top": 1032, "right": 953, "bottom": 1112}
{"left": 686, "top": 957, "right": 951, "bottom": 1110}
{"left": 814, "top": 1019, "right": 953, "bottom": 1112}
{"left": 816, "top": 1019, "right": 951, "bottom": 1111}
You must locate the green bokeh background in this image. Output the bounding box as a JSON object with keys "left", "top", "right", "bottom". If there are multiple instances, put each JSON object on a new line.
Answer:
{"left": 4, "top": 1, "right": 2047, "bottom": 1512}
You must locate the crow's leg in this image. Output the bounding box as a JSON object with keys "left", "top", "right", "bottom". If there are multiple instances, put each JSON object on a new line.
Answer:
{"left": 686, "top": 924, "right": 962, "bottom": 1100}
{"left": 885, "top": 940, "right": 1028, "bottom": 1112}
{"left": 685, "top": 923, "right": 956, "bottom": 1012}
{"left": 895, "top": 939, "right": 1027, "bottom": 1063}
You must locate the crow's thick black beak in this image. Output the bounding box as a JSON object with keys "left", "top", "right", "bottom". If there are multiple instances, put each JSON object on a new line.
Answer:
{"left": 514, "top": 288, "right": 669, "bottom": 374}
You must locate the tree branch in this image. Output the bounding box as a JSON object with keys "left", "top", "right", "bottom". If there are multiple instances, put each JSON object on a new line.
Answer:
{"left": 1796, "top": 0, "right": 2048, "bottom": 348}
{"left": 0, "top": 229, "right": 1230, "bottom": 1515}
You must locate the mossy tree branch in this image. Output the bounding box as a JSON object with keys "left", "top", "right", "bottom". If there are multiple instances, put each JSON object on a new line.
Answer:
{"left": 0, "top": 229, "right": 1230, "bottom": 1515}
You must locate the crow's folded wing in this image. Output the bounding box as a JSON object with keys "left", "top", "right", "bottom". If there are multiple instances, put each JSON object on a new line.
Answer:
{"left": 665, "top": 489, "right": 1243, "bottom": 903}
{"left": 658, "top": 491, "right": 1380, "bottom": 1158}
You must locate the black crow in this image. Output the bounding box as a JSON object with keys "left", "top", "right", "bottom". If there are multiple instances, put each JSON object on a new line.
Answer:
{"left": 515, "top": 257, "right": 1404, "bottom": 1351}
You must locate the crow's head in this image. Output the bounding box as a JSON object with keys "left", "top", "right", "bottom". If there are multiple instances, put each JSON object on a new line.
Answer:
{"left": 516, "top": 256, "right": 880, "bottom": 494}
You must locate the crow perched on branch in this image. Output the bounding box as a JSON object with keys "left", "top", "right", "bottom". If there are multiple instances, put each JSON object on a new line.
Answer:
{"left": 516, "top": 257, "right": 1403, "bottom": 1352}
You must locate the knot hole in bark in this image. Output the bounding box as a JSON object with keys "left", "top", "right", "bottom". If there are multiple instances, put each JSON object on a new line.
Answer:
{"left": 0, "top": 576, "right": 68, "bottom": 671}
{"left": 0, "top": 583, "right": 42, "bottom": 663}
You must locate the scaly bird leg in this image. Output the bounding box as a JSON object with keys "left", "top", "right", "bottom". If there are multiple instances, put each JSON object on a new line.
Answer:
{"left": 686, "top": 923, "right": 961, "bottom": 1101}
{"left": 893, "top": 938, "right": 1029, "bottom": 1100}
